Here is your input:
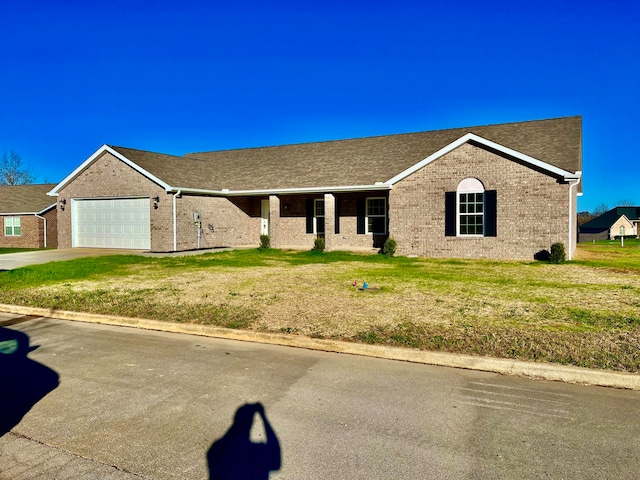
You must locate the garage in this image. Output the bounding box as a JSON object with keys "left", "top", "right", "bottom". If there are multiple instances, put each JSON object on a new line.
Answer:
{"left": 72, "top": 198, "right": 151, "bottom": 249}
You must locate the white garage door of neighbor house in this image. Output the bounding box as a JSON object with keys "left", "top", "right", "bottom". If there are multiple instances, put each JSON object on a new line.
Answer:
{"left": 73, "top": 198, "right": 151, "bottom": 249}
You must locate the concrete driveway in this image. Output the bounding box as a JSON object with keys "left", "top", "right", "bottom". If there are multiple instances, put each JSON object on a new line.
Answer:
{"left": 0, "top": 248, "right": 147, "bottom": 270}
{"left": 0, "top": 247, "right": 233, "bottom": 270}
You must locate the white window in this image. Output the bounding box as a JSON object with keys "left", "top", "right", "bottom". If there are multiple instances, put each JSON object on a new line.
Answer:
{"left": 457, "top": 178, "right": 484, "bottom": 236}
{"left": 366, "top": 197, "right": 386, "bottom": 234}
{"left": 314, "top": 199, "right": 325, "bottom": 234}
{"left": 4, "top": 217, "right": 21, "bottom": 236}
{"left": 620, "top": 225, "right": 626, "bottom": 236}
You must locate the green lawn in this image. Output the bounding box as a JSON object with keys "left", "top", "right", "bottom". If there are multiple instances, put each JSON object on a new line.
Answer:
{"left": 1, "top": 245, "right": 639, "bottom": 372}
{"left": 0, "top": 248, "right": 46, "bottom": 255}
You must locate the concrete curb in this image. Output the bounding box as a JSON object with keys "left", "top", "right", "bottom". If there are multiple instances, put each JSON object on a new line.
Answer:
{"left": 2, "top": 303, "right": 639, "bottom": 391}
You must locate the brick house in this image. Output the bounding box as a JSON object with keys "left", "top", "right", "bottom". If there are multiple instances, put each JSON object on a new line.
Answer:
{"left": 579, "top": 207, "right": 640, "bottom": 242}
{"left": 49, "top": 116, "right": 582, "bottom": 260}
{"left": 1, "top": 184, "right": 58, "bottom": 249}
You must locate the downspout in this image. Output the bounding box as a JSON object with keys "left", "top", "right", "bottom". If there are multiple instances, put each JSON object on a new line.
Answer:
{"left": 35, "top": 214, "right": 47, "bottom": 248}
{"left": 173, "top": 190, "right": 181, "bottom": 252}
{"left": 567, "top": 175, "right": 581, "bottom": 260}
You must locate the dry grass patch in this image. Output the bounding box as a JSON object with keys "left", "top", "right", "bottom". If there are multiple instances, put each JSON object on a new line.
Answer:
{"left": 2, "top": 246, "right": 640, "bottom": 371}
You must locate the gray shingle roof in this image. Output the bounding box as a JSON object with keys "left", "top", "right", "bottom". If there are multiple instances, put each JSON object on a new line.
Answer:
{"left": 0, "top": 184, "right": 57, "bottom": 214}
{"left": 107, "top": 147, "right": 217, "bottom": 191}
{"left": 580, "top": 207, "right": 640, "bottom": 230}
{"left": 111, "top": 116, "right": 582, "bottom": 192}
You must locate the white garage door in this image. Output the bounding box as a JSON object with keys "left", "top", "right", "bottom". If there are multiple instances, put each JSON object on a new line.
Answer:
{"left": 73, "top": 198, "right": 151, "bottom": 249}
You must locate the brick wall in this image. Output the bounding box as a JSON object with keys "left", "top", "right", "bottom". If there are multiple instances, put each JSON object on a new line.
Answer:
{"left": 0, "top": 211, "right": 58, "bottom": 249}
{"left": 389, "top": 143, "right": 572, "bottom": 260}
{"left": 268, "top": 193, "right": 380, "bottom": 250}
{"left": 56, "top": 152, "right": 172, "bottom": 250}
{"left": 270, "top": 195, "right": 315, "bottom": 248}
{"left": 43, "top": 208, "right": 58, "bottom": 248}
{"left": 0, "top": 215, "right": 44, "bottom": 248}
{"left": 57, "top": 152, "right": 261, "bottom": 252}
{"left": 54, "top": 145, "right": 575, "bottom": 259}
{"left": 176, "top": 195, "right": 258, "bottom": 251}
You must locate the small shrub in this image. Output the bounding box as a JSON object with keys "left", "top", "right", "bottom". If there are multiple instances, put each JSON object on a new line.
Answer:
{"left": 534, "top": 249, "right": 550, "bottom": 261}
{"left": 312, "top": 237, "right": 325, "bottom": 252}
{"left": 549, "top": 242, "right": 566, "bottom": 263}
{"left": 382, "top": 237, "right": 397, "bottom": 256}
{"left": 259, "top": 234, "right": 270, "bottom": 249}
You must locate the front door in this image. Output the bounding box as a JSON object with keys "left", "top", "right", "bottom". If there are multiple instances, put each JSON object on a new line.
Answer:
{"left": 261, "top": 200, "right": 269, "bottom": 236}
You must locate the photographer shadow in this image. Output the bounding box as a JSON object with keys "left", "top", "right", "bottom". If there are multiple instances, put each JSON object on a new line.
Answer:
{"left": 0, "top": 325, "right": 60, "bottom": 436}
{"left": 207, "top": 402, "right": 281, "bottom": 480}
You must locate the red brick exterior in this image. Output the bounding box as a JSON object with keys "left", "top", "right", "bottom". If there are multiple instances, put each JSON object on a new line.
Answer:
{"left": 57, "top": 152, "right": 173, "bottom": 251}
{"left": 266, "top": 193, "right": 383, "bottom": 251}
{"left": 389, "top": 143, "right": 573, "bottom": 260}
{"left": 56, "top": 152, "right": 260, "bottom": 252}
{"left": 0, "top": 209, "right": 57, "bottom": 249}
{"left": 43, "top": 208, "right": 58, "bottom": 248}
{"left": 176, "top": 196, "right": 259, "bottom": 251}
{"left": 55, "top": 144, "right": 577, "bottom": 260}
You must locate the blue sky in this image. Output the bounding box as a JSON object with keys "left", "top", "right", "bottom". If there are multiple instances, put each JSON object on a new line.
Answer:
{"left": 1, "top": 0, "right": 638, "bottom": 213}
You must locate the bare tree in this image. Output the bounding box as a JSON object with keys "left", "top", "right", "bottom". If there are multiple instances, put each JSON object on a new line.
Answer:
{"left": 617, "top": 199, "right": 635, "bottom": 207}
{"left": 0, "top": 150, "right": 35, "bottom": 185}
{"left": 577, "top": 211, "right": 594, "bottom": 226}
{"left": 593, "top": 203, "right": 609, "bottom": 217}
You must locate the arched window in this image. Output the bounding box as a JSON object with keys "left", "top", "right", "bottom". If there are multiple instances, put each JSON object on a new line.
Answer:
{"left": 620, "top": 225, "right": 626, "bottom": 236}
{"left": 457, "top": 178, "right": 485, "bottom": 236}
{"left": 445, "top": 181, "right": 496, "bottom": 237}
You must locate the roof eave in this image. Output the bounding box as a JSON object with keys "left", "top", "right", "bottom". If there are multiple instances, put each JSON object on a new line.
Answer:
{"left": 49, "top": 145, "right": 173, "bottom": 196}
{"left": 168, "top": 184, "right": 392, "bottom": 197}
{"left": 0, "top": 208, "right": 53, "bottom": 215}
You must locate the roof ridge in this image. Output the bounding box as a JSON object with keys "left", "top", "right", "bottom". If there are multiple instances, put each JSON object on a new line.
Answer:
{"left": 109, "top": 145, "right": 199, "bottom": 160}
{"left": 0, "top": 183, "right": 57, "bottom": 188}
{"left": 184, "top": 116, "right": 582, "bottom": 157}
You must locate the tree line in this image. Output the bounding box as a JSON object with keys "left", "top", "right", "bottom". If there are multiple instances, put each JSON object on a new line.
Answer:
{"left": 578, "top": 200, "right": 636, "bottom": 226}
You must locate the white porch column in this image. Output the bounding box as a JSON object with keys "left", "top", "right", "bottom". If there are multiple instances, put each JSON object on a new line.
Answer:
{"left": 324, "top": 193, "right": 335, "bottom": 251}
{"left": 269, "top": 195, "right": 281, "bottom": 248}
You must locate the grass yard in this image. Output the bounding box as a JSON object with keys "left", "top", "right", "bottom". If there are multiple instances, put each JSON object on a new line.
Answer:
{"left": 0, "top": 248, "right": 46, "bottom": 255}
{"left": 1, "top": 245, "right": 639, "bottom": 372}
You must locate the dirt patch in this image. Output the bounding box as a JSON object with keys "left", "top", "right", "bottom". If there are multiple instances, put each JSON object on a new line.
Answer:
{"left": 7, "top": 248, "right": 640, "bottom": 371}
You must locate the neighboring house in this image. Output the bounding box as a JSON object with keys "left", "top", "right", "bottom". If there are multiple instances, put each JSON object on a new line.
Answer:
{"left": 579, "top": 207, "right": 640, "bottom": 242}
{"left": 49, "top": 116, "right": 582, "bottom": 260}
{"left": 0, "top": 184, "right": 58, "bottom": 249}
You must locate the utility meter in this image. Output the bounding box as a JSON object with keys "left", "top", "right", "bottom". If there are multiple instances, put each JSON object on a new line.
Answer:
{"left": 194, "top": 212, "right": 203, "bottom": 248}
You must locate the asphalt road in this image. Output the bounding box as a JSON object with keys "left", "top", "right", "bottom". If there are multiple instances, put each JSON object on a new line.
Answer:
{"left": 1, "top": 313, "right": 639, "bottom": 479}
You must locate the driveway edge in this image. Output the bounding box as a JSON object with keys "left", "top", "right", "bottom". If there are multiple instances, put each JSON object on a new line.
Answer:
{"left": 2, "top": 303, "right": 639, "bottom": 390}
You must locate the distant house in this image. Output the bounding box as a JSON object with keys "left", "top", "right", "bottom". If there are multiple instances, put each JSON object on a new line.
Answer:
{"left": 0, "top": 184, "right": 58, "bottom": 248}
{"left": 48, "top": 116, "right": 583, "bottom": 260}
{"left": 579, "top": 207, "right": 640, "bottom": 242}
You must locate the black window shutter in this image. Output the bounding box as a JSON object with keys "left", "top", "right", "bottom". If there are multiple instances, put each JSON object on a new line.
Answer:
{"left": 334, "top": 197, "right": 340, "bottom": 234}
{"left": 484, "top": 190, "right": 497, "bottom": 237}
{"left": 445, "top": 192, "right": 456, "bottom": 236}
{"left": 306, "top": 199, "right": 314, "bottom": 234}
{"left": 357, "top": 198, "right": 365, "bottom": 234}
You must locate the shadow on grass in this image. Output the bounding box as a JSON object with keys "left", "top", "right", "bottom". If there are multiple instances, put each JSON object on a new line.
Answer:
{"left": 207, "top": 402, "right": 281, "bottom": 480}
{"left": 0, "top": 320, "right": 60, "bottom": 436}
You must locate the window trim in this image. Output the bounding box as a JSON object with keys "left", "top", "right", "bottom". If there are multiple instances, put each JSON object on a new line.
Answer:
{"left": 457, "top": 178, "right": 485, "bottom": 237}
{"left": 365, "top": 197, "right": 387, "bottom": 235}
{"left": 314, "top": 199, "right": 325, "bottom": 235}
{"left": 4, "top": 216, "right": 21, "bottom": 236}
